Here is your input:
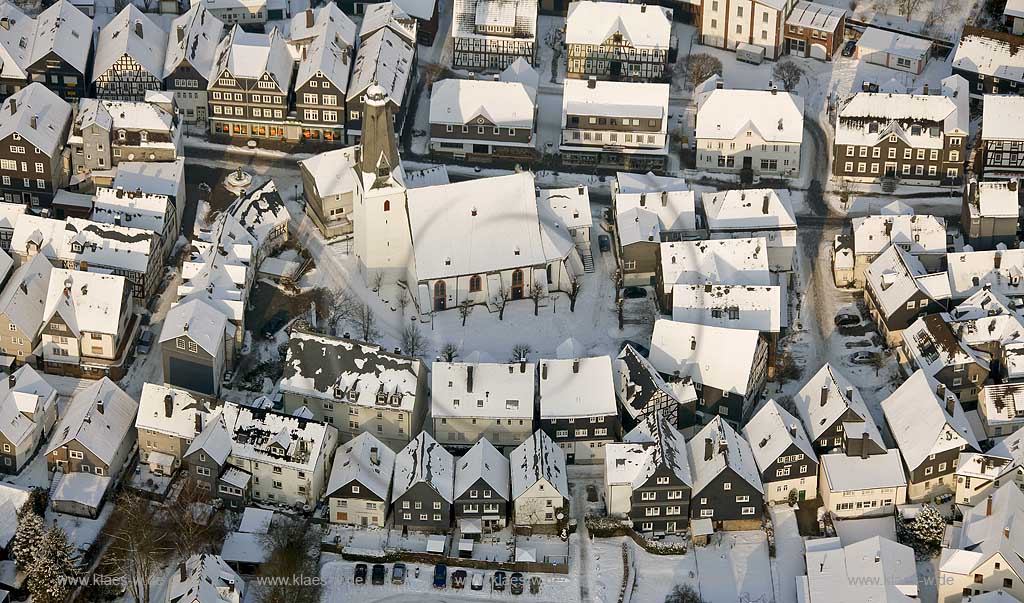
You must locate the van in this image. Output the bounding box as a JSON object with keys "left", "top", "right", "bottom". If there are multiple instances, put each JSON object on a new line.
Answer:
{"left": 736, "top": 43, "right": 766, "bottom": 65}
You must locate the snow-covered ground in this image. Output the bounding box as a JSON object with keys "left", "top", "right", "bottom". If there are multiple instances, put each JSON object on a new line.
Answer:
{"left": 695, "top": 530, "right": 774, "bottom": 603}
{"left": 817, "top": 0, "right": 979, "bottom": 41}
{"left": 771, "top": 507, "right": 806, "bottom": 603}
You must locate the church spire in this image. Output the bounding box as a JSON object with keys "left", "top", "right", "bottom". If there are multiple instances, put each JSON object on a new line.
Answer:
{"left": 359, "top": 82, "right": 401, "bottom": 188}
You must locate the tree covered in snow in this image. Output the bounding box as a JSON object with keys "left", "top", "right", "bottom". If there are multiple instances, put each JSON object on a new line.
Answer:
{"left": 12, "top": 504, "right": 44, "bottom": 570}
{"left": 899, "top": 504, "right": 946, "bottom": 556}
{"left": 665, "top": 584, "right": 705, "bottom": 603}
{"left": 27, "top": 524, "right": 80, "bottom": 603}
{"left": 107, "top": 491, "right": 172, "bottom": 603}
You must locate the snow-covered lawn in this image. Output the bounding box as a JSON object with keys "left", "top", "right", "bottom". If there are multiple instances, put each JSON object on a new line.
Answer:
{"left": 817, "top": 0, "right": 979, "bottom": 41}
{"left": 695, "top": 530, "right": 774, "bottom": 603}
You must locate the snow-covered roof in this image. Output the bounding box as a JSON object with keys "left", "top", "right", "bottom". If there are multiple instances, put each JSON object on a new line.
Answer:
{"left": 972, "top": 180, "right": 1020, "bottom": 219}
{"left": 942, "top": 482, "right": 1024, "bottom": 579}
{"left": 614, "top": 345, "right": 689, "bottom": 422}
{"left": 63, "top": 217, "right": 155, "bottom": 274}
{"left": 538, "top": 186, "right": 591, "bottom": 232}
{"left": 326, "top": 431, "right": 395, "bottom": 501}
{"left": 821, "top": 449, "right": 906, "bottom": 492}
{"left": 347, "top": 24, "right": 414, "bottom": 104}
{"left": 0, "top": 3, "right": 35, "bottom": 83}
{"left": 794, "top": 363, "right": 884, "bottom": 443}
{"left": 882, "top": 370, "right": 979, "bottom": 470}
{"left": 453, "top": 0, "right": 537, "bottom": 42}
{"left": 0, "top": 483, "right": 31, "bottom": 549}
{"left": 538, "top": 356, "right": 616, "bottom": 419}
{"left": 1007, "top": 0, "right": 1024, "bottom": 19}
{"left": 30, "top": 0, "right": 92, "bottom": 76}
{"left": 216, "top": 402, "right": 333, "bottom": 473}
{"left": 0, "top": 364, "right": 56, "bottom": 446}
{"left": 289, "top": 3, "right": 356, "bottom": 46}
{"left": 160, "top": 298, "right": 228, "bottom": 358}
{"left": 851, "top": 214, "right": 947, "bottom": 256}
{"left": 221, "top": 180, "right": 289, "bottom": 251}
{"left": 982, "top": 95, "right": 1024, "bottom": 141}
{"left": 648, "top": 319, "right": 761, "bottom": 397}
{"left": 429, "top": 78, "right": 536, "bottom": 128}
{"left": 164, "top": 4, "right": 224, "bottom": 82}
{"left": 294, "top": 4, "right": 356, "bottom": 92}
{"left": 0, "top": 84, "right": 70, "bottom": 157}
{"left": 670, "top": 283, "right": 783, "bottom": 333}
{"left": 836, "top": 80, "right": 968, "bottom": 147}
{"left": 743, "top": 399, "right": 817, "bottom": 475}
{"left": 0, "top": 254, "right": 50, "bottom": 338}
{"left": 980, "top": 383, "right": 1024, "bottom": 428}
{"left": 93, "top": 5, "right": 167, "bottom": 81}
{"left": 167, "top": 554, "right": 244, "bottom": 603}
{"left": 687, "top": 416, "right": 763, "bottom": 495}
{"left": 92, "top": 186, "right": 171, "bottom": 234}
{"left": 565, "top": 1, "right": 670, "bottom": 49}
{"left": 510, "top": 430, "right": 568, "bottom": 499}
{"left": 623, "top": 411, "right": 692, "bottom": 487}
{"left": 615, "top": 188, "right": 696, "bottom": 247}
{"left": 431, "top": 361, "right": 535, "bottom": 420}
{"left": 659, "top": 238, "right": 772, "bottom": 293}
{"left": 111, "top": 159, "right": 184, "bottom": 200}
{"left": 407, "top": 171, "right": 573, "bottom": 281}
{"left": 948, "top": 248, "right": 1024, "bottom": 299}
{"left": 902, "top": 314, "right": 988, "bottom": 378}
{"left": 562, "top": 78, "right": 668, "bottom": 123}
{"left": 455, "top": 437, "right": 510, "bottom": 500}
{"left": 703, "top": 189, "right": 796, "bottom": 232}
{"left": 75, "top": 98, "right": 176, "bottom": 136}
{"left": 954, "top": 27, "right": 1024, "bottom": 82}
{"left": 696, "top": 89, "right": 803, "bottom": 144}
{"left": 615, "top": 171, "right": 689, "bottom": 195}
{"left": 281, "top": 331, "right": 422, "bottom": 412}
{"left": 785, "top": 1, "right": 845, "bottom": 30}
{"left": 359, "top": 1, "right": 416, "bottom": 42}
{"left": 391, "top": 431, "right": 454, "bottom": 503}
{"left": 185, "top": 411, "right": 232, "bottom": 466}
{"left": 804, "top": 536, "right": 917, "bottom": 603}
{"left": 43, "top": 268, "right": 127, "bottom": 337}
{"left": 390, "top": 0, "right": 434, "bottom": 20}
{"left": 47, "top": 378, "right": 138, "bottom": 465}
{"left": 858, "top": 27, "right": 930, "bottom": 59}
{"left": 220, "top": 531, "right": 270, "bottom": 565}
{"left": 210, "top": 26, "right": 292, "bottom": 92}
{"left": 52, "top": 472, "right": 110, "bottom": 509}
{"left": 865, "top": 244, "right": 949, "bottom": 317}
{"left": 136, "top": 383, "right": 216, "bottom": 440}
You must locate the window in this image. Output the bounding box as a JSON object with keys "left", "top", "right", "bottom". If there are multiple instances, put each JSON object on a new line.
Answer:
{"left": 641, "top": 491, "right": 656, "bottom": 501}
{"left": 723, "top": 482, "right": 731, "bottom": 490}
{"left": 741, "top": 506, "right": 756, "bottom": 515}
{"left": 469, "top": 275, "right": 482, "bottom": 292}
{"left": 700, "top": 509, "right": 714, "bottom": 517}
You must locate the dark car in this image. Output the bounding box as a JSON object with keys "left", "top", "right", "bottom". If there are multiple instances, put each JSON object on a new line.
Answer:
{"left": 623, "top": 286, "right": 647, "bottom": 299}
{"left": 371, "top": 564, "right": 386, "bottom": 585}
{"left": 471, "top": 573, "right": 484, "bottom": 591}
{"left": 452, "top": 570, "right": 467, "bottom": 589}
{"left": 262, "top": 311, "right": 290, "bottom": 339}
{"left": 354, "top": 564, "right": 368, "bottom": 584}
{"left": 136, "top": 329, "right": 154, "bottom": 355}
{"left": 494, "top": 571, "right": 507, "bottom": 591}
{"left": 433, "top": 564, "right": 447, "bottom": 588}
{"left": 392, "top": 563, "right": 407, "bottom": 585}
{"left": 834, "top": 312, "right": 860, "bottom": 327}
{"left": 511, "top": 572, "right": 525, "bottom": 595}
{"left": 598, "top": 234, "right": 611, "bottom": 253}
{"left": 842, "top": 39, "right": 856, "bottom": 57}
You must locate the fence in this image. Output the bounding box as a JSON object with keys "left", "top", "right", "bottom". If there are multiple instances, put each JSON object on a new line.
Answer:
{"left": 330, "top": 546, "right": 570, "bottom": 575}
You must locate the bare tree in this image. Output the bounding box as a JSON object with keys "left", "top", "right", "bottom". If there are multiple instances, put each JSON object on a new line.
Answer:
{"left": 567, "top": 278, "right": 582, "bottom": 312}
{"left": 510, "top": 343, "right": 533, "bottom": 363}
{"left": 528, "top": 286, "right": 546, "bottom": 316}
{"left": 895, "top": 0, "right": 926, "bottom": 20}
{"left": 401, "top": 322, "right": 426, "bottom": 357}
{"left": 495, "top": 288, "right": 511, "bottom": 321}
{"left": 457, "top": 299, "right": 473, "bottom": 326}
{"left": 440, "top": 342, "right": 460, "bottom": 362}
{"left": 106, "top": 492, "right": 173, "bottom": 603}
{"left": 354, "top": 303, "right": 380, "bottom": 343}
{"left": 327, "top": 289, "right": 357, "bottom": 336}
{"left": 685, "top": 53, "right": 723, "bottom": 87}
{"left": 396, "top": 291, "right": 409, "bottom": 318}
{"left": 163, "top": 478, "right": 224, "bottom": 558}
{"left": 257, "top": 517, "right": 322, "bottom": 603}
{"left": 370, "top": 271, "right": 384, "bottom": 293}
{"left": 616, "top": 297, "right": 625, "bottom": 331}
{"left": 772, "top": 60, "right": 805, "bottom": 92}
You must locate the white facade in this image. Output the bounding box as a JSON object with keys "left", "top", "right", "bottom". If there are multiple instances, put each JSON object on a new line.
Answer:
{"left": 700, "top": 0, "right": 792, "bottom": 60}
{"left": 514, "top": 479, "right": 564, "bottom": 526}
{"left": 820, "top": 451, "right": 907, "bottom": 519}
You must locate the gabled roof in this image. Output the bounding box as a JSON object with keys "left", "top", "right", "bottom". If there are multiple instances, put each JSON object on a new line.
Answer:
{"left": 882, "top": 370, "right": 979, "bottom": 469}
{"left": 622, "top": 411, "right": 692, "bottom": 488}
{"left": 614, "top": 344, "right": 684, "bottom": 421}
{"left": 0, "top": 364, "right": 55, "bottom": 446}
{"left": 510, "top": 430, "right": 568, "bottom": 499}
{"left": 391, "top": 431, "right": 454, "bottom": 503}
{"left": 836, "top": 77, "right": 969, "bottom": 146}
{"left": 982, "top": 95, "right": 1024, "bottom": 141}
{"left": 359, "top": 1, "right": 416, "bottom": 42}
{"left": 614, "top": 187, "right": 697, "bottom": 247}
{"left": 902, "top": 314, "right": 988, "bottom": 377}
{"left": 136, "top": 383, "right": 214, "bottom": 440}
{"left": 793, "top": 363, "right": 883, "bottom": 444}
{"left": 954, "top": 27, "right": 1024, "bottom": 82}
{"left": 210, "top": 26, "right": 292, "bottom": 91}
{"left": 46, "top": 378, "right": 138, "bottom": 465}
{"left": 696, "top": 89, "right": 804, "bottom": 144}
{"left": 948, "top": 248, "right": 1024, "bottom": 299}
{"left": 821, "top": 449, "right": 906, "bottom": 491}
{"left": 0, "top": 253, "right": 50, "bottom": 337}
{"left": 648, "top": 319, "right": 762, "bottom": 397}
{"left": 562, "top": 78, "right": 669, "bottom": 124}
{"left": 163, "top": 4, "right": 225, "bottom": 82}
{"left": 455, "top": 438, "right": 510, "bottom": 501}
{"left": 43, "top": 268, "right": 127, "bottom": 337}
{"left": 565, "top": 1, "right": 671, "bottom": 49}
{"left": 326, "top": 431, "right": 395, "bottom": 501}
{"left": 942, "top": 482, "right": 1024, "bottom": 580}
{"left": 298, "top": 146, "right": 359, "bottom": 199}
{"left": 93, "top": 5, "right": 167, "bottom": 81}
{"left": 167, "top": 554, "right": 244, "bottom": 603}
{"left": 538, "top": 356, "right": 616, "bottom": 420}
{"left": 858, "top": 27, "right": 930, "bottom": 59}
{"left": 865, "top": 244, "right": 949, "bottom": 318}
{"left": 0, "top": 3, "right": 34, "bottom": 81}
{"left": 702, "top": 189, "right": 796, "bottom": 232}
{"left": 686, "top": 416, "right": 763, "bottom": 495}
{"left": 429, "top": 77, "right": 536, "bottom": 128}
{"left": 185, "top": 411, "right": 232, "bottom": 466}
{"left": 0, "top": 83, "right": 71, "bottom": 157}
{"left": 851, "top": 214, "right": 947, "bottom": 256}
{"left": 347, "top": 24, "right": 414, "bottom": 104}
{"left": 743, "top": 399, "right": 817, "bottom": 475}
{"left": 453, "top": 0, "right": 537, "bottom": 42}
{"left": 161, "top": 298, "right": 228, "bottom": 357}
{"left": 431, "top": 361, "right": 535, "bottom": 420}
{"left": 659, "top": 238, "right": 772, "bottom": 292}
{"left": 31, "top": 0, "right": 92, "bottom": 75}
{"left": 670, "top": 283, "right": 784, "bottom": 333}
{"left": 294, "top": 4, "right": 356, "bottom": 92}
{"left": 803, "top": 536, "right": 917, "bottom": 603}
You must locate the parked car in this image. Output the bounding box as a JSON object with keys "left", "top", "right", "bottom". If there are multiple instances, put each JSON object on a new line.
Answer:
{"left": 136, "top": 329, "right": 154, "bottom": 355}
{"left": 433, "top": 565, "right": 447, "bottom": 588}
{"left": 511, "top": 572, "right": 525, "bottom": 595}
{"left": 471, "top": 573, "right": 484, "bottom": 591}
{"left": 598, "top": 234, "right": 611, "bottom": 253}
{"left": 392, "top": 563, "right": 406, "bottom": 585}
{"left": 494, "top": 571, "right": 507, "bottom": 591}
{"left": 842, "top": 39, "right": 857, "bottom": 57}
{"left": 371, "top": 564, "right": 386, "bottom": 585}
{"left": 850, "top": 350, "right": 880, "bottom": 365}
{"left": 530, "top": 576, "right": 542, "bottom": 595}
{"left": 452, "top": 570, "right": 467, "bottom": 589}
{"left": 834, "top": 312, "right": 860, "bottom": 327}
{"left": 354, "top": 564, "right": 368, "bottom": 584}
{"left": 623, "top": 286, "right": 647, "bottom": 299}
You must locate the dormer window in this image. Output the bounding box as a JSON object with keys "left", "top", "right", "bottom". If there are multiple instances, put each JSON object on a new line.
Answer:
{"left": 868, "top": 122, "right": 878, "bottom": 134}
{"left": 140, "top": 131, "right": 148, "bottom": 142}
{"left": 118, "top": 130, "right": 126, "bottom": 141}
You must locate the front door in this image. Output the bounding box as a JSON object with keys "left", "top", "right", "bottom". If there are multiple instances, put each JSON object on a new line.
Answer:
{"left": 434, "top": 281, "right": 446, "bottom": 311}
{"left": 743, "top": 156, "right": 753, "bottom": 169}
{"left": 511, "top": 269, "right": 524, "bottom": 299}
{"left": 361, "top": 516, "right": 368, "bottom": 527}
{"left": 799, "top": 490, "right": 806, "bottom": 501}
{"left": 610, "top": 61, "right": 622, "bottom": 79}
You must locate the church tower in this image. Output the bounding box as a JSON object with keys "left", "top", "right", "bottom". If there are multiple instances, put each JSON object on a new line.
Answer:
{"left": 352, "top": 84, "right": 412, "bottom": 287}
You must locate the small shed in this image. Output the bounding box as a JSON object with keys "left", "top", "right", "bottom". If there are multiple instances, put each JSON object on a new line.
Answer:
{"left": 426, "top": 534, "right": 447, "bottom": 555}
{"left": 50, "top": 473, "right": 111, "bottom": 519}
{"left": 691, "top": 518, "right": 714, "bottom": 547}
{"left": 457, "top": 538, "right": 474, "bottom": 559}
{"left": 856, "top": 28, "right": 931, "bottom": 74}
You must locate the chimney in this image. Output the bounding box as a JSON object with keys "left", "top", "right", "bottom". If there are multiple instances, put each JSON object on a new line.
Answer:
{"left": 164, "top": 394, "right": 173, "bottom": 418}
{"left": 845, "top": 387, "right": 854, "bottom": 400}
{"left": 305, "top": 8, "right": 314, "bottom": 28}
{"left": 520, "top": 358, "right": 526, "bottom": 373}
{"left": 578, "top": 185, "right": 584, "bottom": 195}
{"left": 987, "top": 495, "right": 994, "bottom": 516}
{"left": 176, "top": 25, "right": 184, "bottom": 43}
{"left": 996, "top": 252, "right": 1003, "bottom": 270}
{"left": 134, "top": 19, "right": 144, "bottom": 39}
{"left": 640, "top": 3, "right": 646, "bottom": 11}
{"left": 661, "top": 191, "right": 668, "bottom": 207}
{"left": 587, "top": 76, "right": 597, "bottom": 89}
{"left": 771, "top": 85, "right": 778, "bottom": 95}
{"left": 704, "top": 282, "right": 712, "bottom": 293}
{"left": 936, "top": 382, "right": 946, "bottom": 399}
{"left": 861, "top": 431, "right": 869, "bottom": 459}
{"left": 820, "top": 384, "right": 829, "bottom": 407}
{"left": 704, "top": 437, "right": 713, "bottom": 461}
{"left": 572, "top": 359, "right": 580, "bottom": 374}
{"left": 946, "top": 394, "right": 956, "bottom": 417}
{"left": 370, "top": 446, "right": 380, "bottom": 465}
{"left": 762, "top": 193, "right": 771, "bottom": 215}
{"left": 640, "top": 193, "right": 646, "bottom": 207}
{"left": 1005, "top": 526, "right": 1012, "bottom": 539}
{"left": 923, "top": 84, "right": 929, "bottom": 95}
{"left": 96, "top": 399, "right": 104, "bottom": 415}
{"left": 715, "top": 79, "right": 724, "bottom": 89}
{"left": 0, "top": 18, "right": 8, "bottom": 31}
{"left": 29, "top": 115, "right": 36, "bottom": 129}
{"left": 9, "top": 99, "right": 15, "bottom": 114}
{"left": 194, "top": 413, "right": 202, "bottom": 434}
{"left": 467, "top": 365, "right": 474, "bottom": 393}
{"left": 178, "top": 562, "right": 186, "bottom": 582}
{"left": 789, "top": 424, "right": 797, "bottom": 438}
{"left": 183, "top": 322, "right": 189, "bottom": 332}
{"left": 228, "top": 581, "right": 235, "bottom": 593}
{"left": 542, "top": 363, "right": 547, "bottom": 380}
